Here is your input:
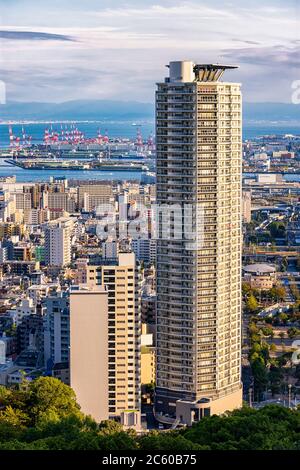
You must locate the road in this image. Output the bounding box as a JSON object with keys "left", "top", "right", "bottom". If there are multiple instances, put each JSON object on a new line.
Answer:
{"left": 281, "top": 276, "right": 295, "bottom": 303}
{"left": 142, "top": 404, "right": 161, "bottom": 430}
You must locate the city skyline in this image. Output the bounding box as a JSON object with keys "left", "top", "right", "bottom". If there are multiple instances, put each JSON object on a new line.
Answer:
{"left": 1, "top": 0, "right": 300, "bottom": 103}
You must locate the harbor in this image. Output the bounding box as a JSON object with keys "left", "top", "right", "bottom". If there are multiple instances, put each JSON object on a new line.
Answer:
{"left": 5, "top": 158, "right": 150, "bottom": 172}
{"left": 0, "top": 123, "right": 155, "bottom": 178}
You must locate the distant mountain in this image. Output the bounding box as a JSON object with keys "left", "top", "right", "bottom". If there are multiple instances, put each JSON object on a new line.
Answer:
{"left": 243, "top": 103, "right": 300, "bottom": 123}
{"left": 0, "top": 100, "right": 299, "bottom": 123}
{"left": 0, "top": 100, "right": 155, "bottom": 121}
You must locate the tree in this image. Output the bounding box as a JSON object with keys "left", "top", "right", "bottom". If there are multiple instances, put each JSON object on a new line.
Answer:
{"left": 280, "top": 258, "right": 288, "bottom": 272}
{"left": 287, "top": 327, "right": 300, "bottom": 339}
{"left": 290, "top": 283, "right": 300, "bottom": 301}
{"left": 269, "top": 222, "right": 286, "bottom": 240}
{"left": 269, "top": 365, "right": 284, "bottom": 396}
{"left": 145, "top": 382, "right": 155, "bottom": 394}
{"left": 260, "top": 343, "right": 270, "bottom": 363}
{"left": 248, "top": 322, "right": 259, "bottom": 336}
{"left": 279, "top": 313, "right": 288, "bottom": 325}
{"left": 26, "top": 377, "right": 82, "bottom": 426}
{"left": 0, "top": 406, "right": 30, "bottom": 428}
{"left": 246, "top": 294, "right": 258, "bottom": 313}
{"left": 140, "top": 432, "right": 204, "bottom": 451}
{"left": 250, "top": 342, "right": 262, "bottom": 355}
{"left": 277, "top": 355, "right": 288, "bottom": 367}
{"left": 251, "top": 357, "right": 268, "bottom": 401}
{"left": 261, "top": 326, "right": 274, "bottom": 338}
{"left": 182, "top": 405, "right": 299, "bottom": 450}
{"left": 0, "top": 385, "right": 12, "bottom": 406}
{"left": 270, "top": 286, "right": 286, "bottom": 302}
{"left": 98, "top": 420, "right": 123, "bottom": 435}
{"left": 0, "top": 378, "right": 81, "bottom": 426}
{"left": 3, "top": 377, "right": 300, "bottom": 450}
{"left": 242, "top": 282, "right": 251, "bottom": 294}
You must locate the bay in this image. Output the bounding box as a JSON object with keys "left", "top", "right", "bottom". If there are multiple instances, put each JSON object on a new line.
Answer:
{"left": 1, "top": 121, "right": 300, "bottom": 148}
{"left": 1, "top": 121, "right": 300, "bottom": 183}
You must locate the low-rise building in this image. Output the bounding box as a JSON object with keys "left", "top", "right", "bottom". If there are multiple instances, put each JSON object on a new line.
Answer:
{"left": 243, "top": 263, "right": 277, "bottom": 290}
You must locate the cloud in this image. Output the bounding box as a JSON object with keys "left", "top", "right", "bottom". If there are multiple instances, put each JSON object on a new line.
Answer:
{"left": 224, "top": 44, "right": 300, "bottom": 67}
{"left": 0, "top": 30, "right": 75, "bottom": 41}
{"left": 231, "top": 39, "right": 261, "bottom": 46}
{"left": 0, "top": 1, "right": 299, "bottom": 103}
{"left": 221, "top": 43, "right": 300, "bottom": 103}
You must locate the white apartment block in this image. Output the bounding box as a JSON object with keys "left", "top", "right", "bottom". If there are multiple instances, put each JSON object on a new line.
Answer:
{"left": 44, "top": 217, "right": 73, "bottom": 266}
{"left": 102, "top": 240, "right": 119, "bottom": 259}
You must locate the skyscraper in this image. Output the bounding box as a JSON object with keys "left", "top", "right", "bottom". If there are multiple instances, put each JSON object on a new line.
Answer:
{"left": 155, "top": 61, "right": 242, "bottom": 425}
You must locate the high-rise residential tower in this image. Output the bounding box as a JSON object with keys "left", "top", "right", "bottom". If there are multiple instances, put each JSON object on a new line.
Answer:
{"left": 155, "top": 61, "right": 242, "bottom": 425}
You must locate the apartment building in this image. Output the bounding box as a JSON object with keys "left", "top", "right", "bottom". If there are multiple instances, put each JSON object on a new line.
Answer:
{"left": 78, "top": 183, "right": 113, "bottom": 210}
{"left": 42, "top": 192, "right": 76, "bottom": 213}
{"left": 44, "top": 291, "right": 70, "bottom": 368}
{"left": 85, "top": 252, "right": 141, "bottom": 418}
{"left": 44, "top": 217, "right": 73, "bottom": 266}
{"left": 70, "top": 285, "right": 109, "bottom": 422}
{"left": 131, "top": 238, "right": 156, "bottom": 265}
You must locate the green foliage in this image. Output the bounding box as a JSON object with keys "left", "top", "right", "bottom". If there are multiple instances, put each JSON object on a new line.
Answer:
{"left": 290, "top": 283, "right": 300, "bottom": 301}
{"left": 1, "top": 377, "right": 300, "bottom": 450}
{"left": 0, "top": 405, "right": 30, "bottom": 428}
{"left": 246, "top": 294, "right": 258, "bottom": 312}
{"left": 0, "top": 377, "right": 82, "bottom": 429}
{"left": 269, "top": 286, "right": 286, "bottom": 302}
{"left": 288, "top": 327, "right": 300, "bottom": 339}
{"left": 251, "top": 358, "right": 268, "bottom": 399}
{"left": 248, "top": 322, "right": 259, "bottom": 336}
{"left": 182, "top": 405, "right": 300, "bottom": 450}
{"left": 140, "top": 431, "right": 206, "bottom": 450}
{"left": 144, "top": 382, "right": 155, "bottom": 394}
{"left": 26, "top": 377, "right": 82, "bottom": 426}
{"left": 4, "top": 323, "right": 17, "bottom": 338}
{"left": 261, "top": 326, "right": 274, "bottom": 338}
{"left": 269, "top": 221, "right": 286, "bottom": 240}
{"left": 269, "top": 365, "right": 284, "bottom": 396}
{"left": 98, "top": 420, "right": 124, "bottom": 435}
{"left": 242, "top": 282, "right": 252, "bottom": 297}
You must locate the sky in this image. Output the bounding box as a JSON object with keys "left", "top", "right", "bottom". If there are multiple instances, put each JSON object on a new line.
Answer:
{"left": 0, "top": 0, "right": 300, "bottom": 103}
